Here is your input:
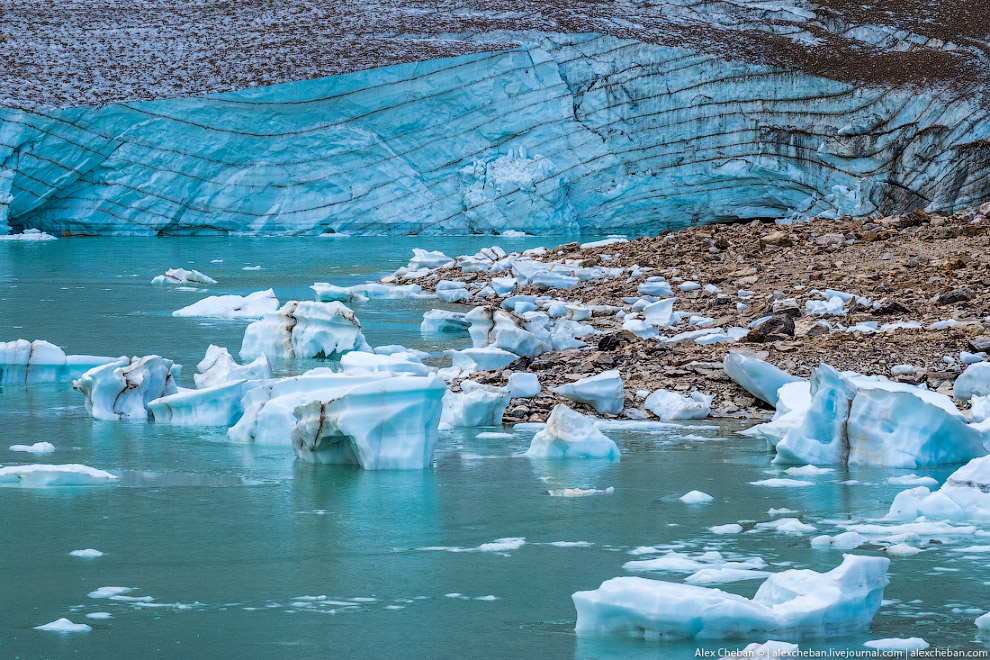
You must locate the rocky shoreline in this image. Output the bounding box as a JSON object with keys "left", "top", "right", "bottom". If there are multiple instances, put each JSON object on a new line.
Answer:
{"left": 401, "top": 207, "right": 990, "bottom": 423}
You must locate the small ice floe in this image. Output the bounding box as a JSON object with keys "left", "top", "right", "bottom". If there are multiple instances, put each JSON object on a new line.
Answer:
{"left": 0, "top": 228, "right": 57, "bottom": 241}
{"left": 74, "top": 356, "right": 179, "bottom": 421}
{"left": 524, "top": 404, "right": 620, "bottom": 460}
{"left": 441, "top": 381, "right": 511, "bottom": 427}
{"left": 242, "top": 265, "right": 262, "bottom": 271}
{"left": 34, "top": 618, "right": 91, "bottom": 632}
{"left": 88, "top": 587, "right": 133, "bottom": 599}
{"left": 887, "top": 474, "right": 938, "bottom": 487}
{"left": 810, "top": 532, "right": 866, "bottom": 550}
{"left": 754, "top": 518, "right": 816, "bottom": 535}
{"left": 476, "top": 432, "right": 512, "bottom": 440}
{"left": 726, "top": 641, "right": 799, "bottom": 658}
{"left": 679, "top": 490, "right": 713, "bottom": 504}
{"left": 194, "top": 345, "right": 272, "bottom": 388}
{"left": 0, "top": 464, "right": 117, "bottom": 487}
{"left": 69, "top": 549, "right": 104, "bottom": 558}
{"left": 709, "top": 524, "right": 743, "bottom": 534}
{"left": 886, "top": 455, "right": 990, "bottom": 521}
{"left": 85, "top": 612, "right": 112, "bottom": 619}
{"left": 749, "top": 478, "right": 813, "bottom": 487}
{"left": 548, "top": 541, "right": 594, "bottom": 547}
{"left": 9, "top": 442, "right": 55, "bottom": 454}
{"left": 151, "top": 267, "right": 217, "bottom": 285}
{"left": 547, "top": 487, "right": 614, "bottom": 497}
{"left": 685, "top": 567, "right": 772, "bottom": 585}
{"left": 420, "top": 537, "right": 525, "bottom": 554}
{"left": 241, "top": 301, "right": 372, "bottom": 359}
{"left": 623, "top": 550, "right": 766, "bottom": 575}
{"left": 955, "top": 362, "right": 990, "bottom": 401}
{"left": 769, "top": 507, "right": 796, "bottom": 515}
{"left": 172, "top": 289, "right": 279, "bottom": 319}
{"left": 553, "top": 370, "right": 624, "bottom": 415}
{"left": 883, "top": 543, "right": 924, "bottom": 557}
{"left": 863, "top": 638, "right": 929, "bottom": 651}
{"left": 421, "top": 310, "right": 470, "bottom": 334}
{"left": 0, "top": 339, "right": 116, "bottom": 385}
{"left": 784, "top": 465, "right": 833, "bottom": 477}
{"left": 507, "top": 372, "right": 540, "bottom": 398}
{"left": 723, "top": 351, "right": 803, "bottom": 407}
{"left": 644, "top": 389, "right": 711, "bottom": 421}
{"left": 573, "top": 555, "right": 889, "bottom": 640}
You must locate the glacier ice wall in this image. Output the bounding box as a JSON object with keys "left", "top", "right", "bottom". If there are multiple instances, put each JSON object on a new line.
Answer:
{"left": 1, "top": 34, "right": 988, "bottom": 236}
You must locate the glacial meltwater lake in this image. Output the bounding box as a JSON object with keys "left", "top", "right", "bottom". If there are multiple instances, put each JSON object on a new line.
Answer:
{"left": 2, "top": 237, "right": 988, "bottom": 658}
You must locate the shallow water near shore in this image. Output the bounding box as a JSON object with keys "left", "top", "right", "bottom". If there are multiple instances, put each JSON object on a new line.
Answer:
{"left": 2, "top": 238, "right": 989, "bottom": 658}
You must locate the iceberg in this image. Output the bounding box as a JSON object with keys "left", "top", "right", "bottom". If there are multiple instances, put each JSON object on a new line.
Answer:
{"left": 573, "top": 554, "right": 889, "bottom": 640}
{"left": 441, "top": 381, "right": 512, "bottom": 427}
{"left": 0, "top": 464, "right": 118, "bottom": 486}
{"left": 340, "top": 350, "right": 434, "bottom": 376}
{"left": 73, "top": 356, "right": 179, "bottom": 421}
{"left": 34, "top": 618, "right": 92, "bottom": 633}
{"left": 886, "top": 455, "right": 990, "bottom": 522}
{"left": 644, "top": 389, "right": 712, "bottom": 421}
{"left": 724, "top": 352, "right": 805, "bottom": 407}
{"left": 465, "top": 307, "right": 549, "bottom": 357}
{"left": 679, "top": 490, "right": 713, "bottom": 503}
{"left": 0, "top": 339, "right": 115, "bottom": 385}
{"left": 148, "top": 379, "right": 268, "bottom": 426}
{"left": 420, "top": 310, "right": 470, "bottom": 334}
{"left": 9, "top": 441, "right": 56, "bottom": 454}
{"left": 290, "top": 374, "right": 446, "bottom": 469}
{"left": 955, "top": 362, "right": 990, "bottom": 401}
{"left": 194, "top": 345, "right": 272, "bottom": 388}
{"left": 172, "top": 289, "right": 279, "bottom": 319}
{"left": 151, "top": 267, "right": 217, "bottom": 285}
{"left": 524, "top": 404, "right": 620, "bottom": 460}
{"left": 554, "top": 370, "right": 624, "bottom": 415}
{"left": 240, "top": 301, "right": 371, "bottom": 359}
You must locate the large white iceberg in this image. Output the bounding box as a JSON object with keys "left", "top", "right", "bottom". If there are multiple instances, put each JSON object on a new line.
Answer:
{"left": 573, "top": 554, "right": 888, "bottom": 640}
{"left": 172, "top": 289, "right": 279, "bottom": 319}
{"left": 73, "top": 356, "right": 179, "bottom": 421}
{"left": 240, "top": 300, "right": 371, "bottom": 359}
{"left": 290, "top": 374, "right": 446, "bottom": 469}
{"left": 194, "top": 345, "right": 272, "bottom": 388}
{"left": 554, "top": 370, "right": 624, "bottom": 415}
{"left": 0, "top": 464, "right": 118, "bottom": 486}
{"left": 524, "top": 404, "right": 620, "bottom": 460}
{"left": 724, "top": 352, "right": 805, "bottom": 407}
{"left": 0, "top": 339, "right": 115, "bottom": 385}
{"left": 441, "top": 381, "right": 512, "bottom": 427}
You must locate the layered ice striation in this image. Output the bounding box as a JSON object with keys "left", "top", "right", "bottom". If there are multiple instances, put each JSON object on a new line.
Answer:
{"left": 73, "top": 355, "right": 179, "bottom": 421}
{"left": 240, "top": 301, "right": 371, "bottom": 359}
{"left": 3, "top": 33, "right": 989, "bottom": 236}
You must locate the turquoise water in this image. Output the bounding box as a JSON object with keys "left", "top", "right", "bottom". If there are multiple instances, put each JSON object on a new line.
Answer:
{"left": 2, "top": 238, "right": 989, "bottom": 658}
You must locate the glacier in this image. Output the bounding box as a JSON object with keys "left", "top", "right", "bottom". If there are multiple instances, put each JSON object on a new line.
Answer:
{"left": 3, "top": 33, "right": 990, "bottom": 236}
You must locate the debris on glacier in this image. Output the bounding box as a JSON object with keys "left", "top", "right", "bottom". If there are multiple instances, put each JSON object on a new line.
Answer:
{"left": 441, "top": 381, "right": 511, "bottom": 426}
{"left": 0, "top": 464, "right": 118, "bottom": 486}
{"left": 74, "top": 356, "right": 179, "bottom": 421}
{"left": 644, "top": 389, "right": 711, "bottom": 421}
{"left": 194, "top": 345, "right": 271, "bottom": 388}
{"left": 524, "top": 404, "right": 620, "bottom": 460}
{"left": 0, "top": 339, "right": 116, "bottom": 385}
{"left": 573, "top": 554, "right": 889, "bottom": 640}
{"left": 553, "top": 371, "right": 624, "bottom": 415}
{"left": 151, "top": 267, "right": 217, "bottom": 285}
{"left": 240, "top": 301, "right": 372, "bottom": 359}
{"left": 9, "top": 441, "right": 55, "bottom": 454}
{"left": 172, "top": 289, "right": 279, "bottom": 319}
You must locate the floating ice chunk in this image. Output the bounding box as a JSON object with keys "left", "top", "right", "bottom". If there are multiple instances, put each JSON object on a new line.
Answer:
{"left": 710, "top": 524, "right": 743, "bottom": 534}
{"left": 887, "top": 474, "right": 938, "bottom": 487}
{"left": 574, "top": 555, "right": 889, "bottom": 640}
{"left": 685, "top": 568, "right": 772, "bottom": 585}
{"left": 149, "top": 379, "right": 265, "bottom": 426}
{"left": 723, "top": 352, "right": 804, "bottom": 407}
{"left": 422, "top": 537, "right": 525, "bottom": 553}
{"left": 311, "top": 283, "right": 366, "bottom": 302}
{"left": 34, "top": 618, "right": 91, "bottom": 633}
{"left": 525, "top": 404, "right": 619, "bottom": 460}
{"left": 241, "top": 301, "right": 371, "bottom": 359}
{"left": 151, "top": 267, "right": 217, "bottom": 285}
{"left": 774, "top": 364, "right": 856, "bottom": 465}
{"left": 340, "top": 350, "right": 434, "bottom": 376}
{"left": 173, "top": 289, "right": 279, "bottom": 319}
{"left": 9, "top": 442, "right": 55, "bottom": 454}
{"left": 88, "top": 586, "right": 133, "bottom": 599}
{"left": 885, "top": 455, "right": 990, "bottom": 521}
{"left": 69, "top": 549, "right": 104, "bottom": 558}
{"left": 441, "top": 381, "right": 511, "bottom": 426}
{"left": 955, "top": 362, "right": 990, "bottom": 401}
{"left": 643, "top": 298, "right": 676, "bottom": 327}
{"left": 0, "top": 228, "right": 57, "bottom": 241}
{"left": 810, "top": 532, "right": 866, "bottom": 550}
{"left": 507, "top": 372, "right": 540, "bottom": 398}
{"left": 679, "top": 490, "right": 713, "bottom": 504}
{"left": 755, "top": 518, "right": 816, "bottom": 534}
{"left": 554, "top": 371, "right": 624, "bottom": 415}
{"left": 444, "top": 347, "right": 518, "bottom": 374}
{"left": 86, "top": 612, "right": 112, "bottom": 619}
{"left": 74, "top": 356, "right": 179, "bottom": 421}
{"left": 784, "top": 465, "right": 833, "bottom": 477}
{"left": 863, "top": 638, "right": 928, "bottom": 651}
{"left": 644, "top": 389, "right": 711, "bottom": 421}
{"left": 0, "top": 464, "right": 118, "bottom": 486}
{"left": 977, "top": 612, "right": 990, "bottom": 631}
{"left": 883, "top": 543, "right": 923, "bottom": 557}
{"left": 291, "top": 374, "right": 446, "bottom": 469}
{"left": 421, "top": 309, "right": 469, "bottom": 334}
{"left": 623, "top": 550, "right": 766, "bottom": 574}
{"left": 350, "top": 282, "right": 426, "bottom": 299}
{"left": 749, "top": 478, "right": 813, "bottom": 487}
{"left": 0, "top": 339, "right": 116, "bottom": 385}
{"left": 727, "top": 641, "right": 799, "bottom": 658}
{"left": 194, "top": 345, "right": 271, "bottom": 388}
{"left": 548, "top": 487, "right": 614, "bottom": 497}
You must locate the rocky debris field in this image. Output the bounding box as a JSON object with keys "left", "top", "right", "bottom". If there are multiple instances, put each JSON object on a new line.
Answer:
{"left": 410, "top": 207, "right": 990, "bottom": 422}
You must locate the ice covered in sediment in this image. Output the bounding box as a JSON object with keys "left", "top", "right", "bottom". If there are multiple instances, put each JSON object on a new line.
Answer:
{"left": 172, "top": 289, "right": 279, "bottom": 319}
{"left": 574, "top": 555, "right": 889, "bottom": 640}
{"left": 525, "top": 404, "right": 620, "bottom": 460}
{"left": 151, "top": 267, "right": 217, "bottom": 285}
{"left": 291, "top": 374, "right": 447, "bottom": 469}
{"left": 69, "top": 549, "right": 104, "bottom": 558}
{"left": 441, "top": 381, "right": 511, "bottom": 426}
{"left": 0, "top": 464, "right": 118, "bottom": 486}
{"left": 623, "top": 550, "right": 767, "bottom": 574}
{"left": 240, "top": 300, "right": 371, "bottom": 359}
{"left": 554, "top": 371, "right": 624, "bottom": 415}
{"left": 507, "top": 372, "right": 540, "bottom": 398}
{"left": 864, "top": 638, "right": 929, "bottom": 651}
{"left": 810, "top": 532, "right": 867, "bottom": 550}
{"left": 194, "top": 345, "right": 271, "bottom": 388}
{"left": 34, "top": 618, "right": 91, "bottom": 632}
{"left": 9, "top": 442, "right": 55, "bottom": 454}
{"left": 723, "top": 352, "right": 805, "bottom": 407}
{"left": 444, "top": 347, "right": 518, "bottom": 374}
{"left": 340, "top": 350, "right": 435, "bottom": 376}
{"left": 955, "top": 362, "right": 990, "bottom": 401}
{"left": 727, "top": 641, "right": 799, "bottom": 658}
{"left": 644, "top": 389, "right": 712, "bottom": 421}
{"left": 885, "top": 455, "right": 990, "bottom": 521}
{"left": 0, "top": 339, "right": 116, "bottom": 385}
{"left": 149, "top": 379, "right": 268, "bottom": 426}
{"left": 421, "top": 310, "right": 470, "bottom": 335}
{"left": 679, "top": 490, "right": 713, "bottom": 503}
{"left": 74, "top": 356, "right": 179, "bottom": 421}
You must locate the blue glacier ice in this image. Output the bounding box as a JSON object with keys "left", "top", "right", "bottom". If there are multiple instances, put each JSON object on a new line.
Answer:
{"left": 2, "top": 34, "right": 989, "bottom": 236}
